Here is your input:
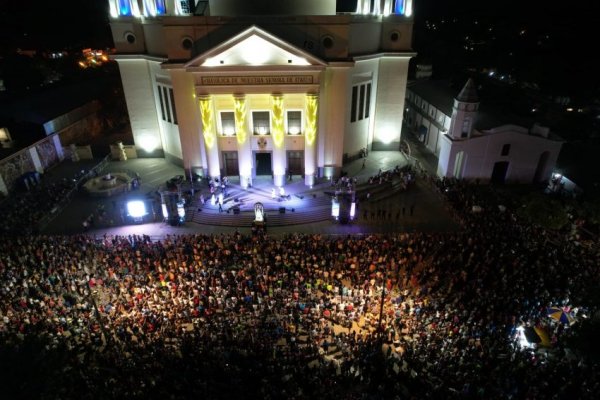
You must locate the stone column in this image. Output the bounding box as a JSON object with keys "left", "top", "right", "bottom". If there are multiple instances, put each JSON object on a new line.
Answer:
{"left": 304, "top": 93, "right": 318, "bottom": 187}
{"left": 271, "top": 94, "right": 286, "bottom": 187}
{"left": 234, "top": 94, "right": 253, "bottom": 188}
{"left": 198, "top": 95, "right": 221, "bottom": 180}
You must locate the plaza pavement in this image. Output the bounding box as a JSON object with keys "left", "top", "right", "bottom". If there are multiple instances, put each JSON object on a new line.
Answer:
{"left": 41, "top": 148, "right": 460, "bottom": 238}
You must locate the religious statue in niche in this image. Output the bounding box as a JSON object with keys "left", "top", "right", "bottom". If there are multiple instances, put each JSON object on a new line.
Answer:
{"left": 257, "top": 137, "right": 267, "bottom": 150}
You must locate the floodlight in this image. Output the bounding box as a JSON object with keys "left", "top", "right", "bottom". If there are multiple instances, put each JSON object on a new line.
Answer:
{"left": 127, "top": 200, "right": 147, "bottom": 218}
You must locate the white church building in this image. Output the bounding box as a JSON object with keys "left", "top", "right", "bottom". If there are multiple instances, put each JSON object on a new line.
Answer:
{"left": 405, "top": 79, "right": 563, "bottom": 184}
{"left": 107, "top": 0, "right": 416, "bottom": 187}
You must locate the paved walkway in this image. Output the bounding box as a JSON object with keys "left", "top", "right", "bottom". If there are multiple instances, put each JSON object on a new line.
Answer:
{"left": 40, "top": 150, "right": 459, "bottom": 237}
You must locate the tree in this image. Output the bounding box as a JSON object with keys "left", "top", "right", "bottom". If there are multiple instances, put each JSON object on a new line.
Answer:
{"left": 516, "top": 192, "right": 569, "bottom": 230}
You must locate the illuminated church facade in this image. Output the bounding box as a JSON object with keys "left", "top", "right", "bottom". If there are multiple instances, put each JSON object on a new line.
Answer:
{"left": 108, "top": 0, "right": 415, "bottom": 187}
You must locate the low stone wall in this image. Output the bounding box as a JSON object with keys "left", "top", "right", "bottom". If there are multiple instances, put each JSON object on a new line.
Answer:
{"left": 0, "top": 134, "right": 63, "bottom": 195}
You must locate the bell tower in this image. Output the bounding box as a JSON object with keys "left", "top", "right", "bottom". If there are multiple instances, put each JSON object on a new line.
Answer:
{"left": 448, "top": 78, "right": 479, "bottom": 140}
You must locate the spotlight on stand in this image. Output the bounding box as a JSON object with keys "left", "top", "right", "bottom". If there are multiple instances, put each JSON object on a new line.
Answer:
{"left": 160, "top": 191, "right": 185, "bottom": 226}
{"left": 177, "top": 201, "right": 186, "bottom": 220}
{"left": 127, "top": 200, "right": 147, "bottom": 222}
{"left": 331, "top": 197, "right": 340, "bottom": 220}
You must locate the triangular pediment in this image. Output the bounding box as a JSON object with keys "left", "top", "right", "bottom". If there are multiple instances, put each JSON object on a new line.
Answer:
{"left": 185, "top": 25, "right": 327, "bottom": 68}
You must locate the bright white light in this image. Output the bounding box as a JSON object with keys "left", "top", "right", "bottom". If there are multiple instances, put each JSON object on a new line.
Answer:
{"left": 161, "top": 203, "right": 169, "bottom": 218}
{"left": 379, "top": 129, "right": 397, "bottom": 145}
{"left": 177, "top": 202, "right": 185, "bottom": 218}
{"left": 258, "top": 127, "right": 267, "bottom": 135}
{"left": 290, "top": 56, "right": 309, "bottom": 65}
{"left": 405, "top": 0, "right": 413, "bottom": 17}
{"left": 489, "top": 71, "right": 495, "bottom": 77}
{"left": 224, "top": 126, "right": 235, "bottom": 135}
{"left": 242, "top": 36, "right": 270, "bottom": 65}
{"left": 332, "top": 199, "right": 340, "bottom": 217}
{"left": 127, "top": 201, "right": 147, "bottom": 218}
{"left": 109, "top": 1, "right": 119, "bottom": 18}
{"left": 279, "top": 187, "right": 285, "bottom": 196}
{"left": 204, "top": 57, "right": 220, "bottom": 67}
{"left": 289, "top": 127, "right": 300, "bottom": 135}
{"left": 516, "top": 326, "right": 534, "bottom": 350}
{"left": 131, "top": 0, "right": 141, "bottom": 17}
{"left": 566, "top": 108, "right": 573, "bottom": 112}
{"left": 350, "top": 202, "right": 356, "bottom": 219}
{"left": 139, "top": 135, "right": 159, "bottom": 152}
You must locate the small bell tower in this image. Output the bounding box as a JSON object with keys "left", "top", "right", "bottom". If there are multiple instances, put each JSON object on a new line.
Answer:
{"left": 448, "top": 78, "right": 479, "bottom": 140}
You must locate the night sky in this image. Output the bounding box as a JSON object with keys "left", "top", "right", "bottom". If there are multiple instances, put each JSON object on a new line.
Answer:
{"left": 0, "top": 0, "right": 597, "bottom": 100}
{"left": 0, "top": 0, "right": 595, "bottom": 50}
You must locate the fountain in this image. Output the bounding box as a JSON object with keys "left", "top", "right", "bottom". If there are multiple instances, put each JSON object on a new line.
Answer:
{"left": 83, "top": 172, "right": 133, "bottom": 197}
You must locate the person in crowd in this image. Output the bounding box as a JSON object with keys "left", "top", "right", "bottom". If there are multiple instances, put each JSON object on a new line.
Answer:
{"left": 0, "top": 171, "right": 598, "bottom": 399}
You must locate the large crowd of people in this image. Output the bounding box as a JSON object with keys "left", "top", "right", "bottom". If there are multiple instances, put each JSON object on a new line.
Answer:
{"left": 0, "top": 176, "right": 76, "bottom": 236}
{"left": 0, "top": 174, "right": 598, "bottom": 399}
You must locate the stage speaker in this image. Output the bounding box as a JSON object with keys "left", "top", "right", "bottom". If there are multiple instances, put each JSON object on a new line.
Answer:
{"left": 279, "top": 207, "right": 286, "bottom": 214}
{"left": 233, "top": 207, "right": 240, "bottom": 215}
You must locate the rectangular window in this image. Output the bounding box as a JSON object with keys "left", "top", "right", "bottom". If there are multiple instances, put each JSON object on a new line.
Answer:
{"left": 158, "top": 85, "right": 166, "bottom": 121}
{"left": 169, "top": 88, "right": 178, "bottom": 125}
{"left": 252, "top": 111, "right": 270, "bottom": 135}
{"left": 220, "top": 111, "right": 236, "bottom": 135}
{"left": 287, "top": 111, "right": 302, "bottom": 135}
{"left": 162, "top": 87, "right": 171, "bottom": 123}
{"left": 365, "top": 83, "right": 371, "bottom": 118}
{"left": 501, "top": 144, "right": 511, "bottom": 156}
{"left": 351, "top": 86, "right": 358, "bottom": 122}
{"left": 461, "top": 118, "right": 470, "bottom": 138}
{"left": 358, "top": 85, "right": 366, "bottom": 120}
